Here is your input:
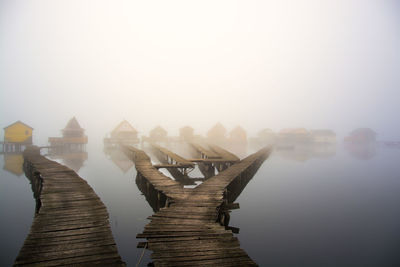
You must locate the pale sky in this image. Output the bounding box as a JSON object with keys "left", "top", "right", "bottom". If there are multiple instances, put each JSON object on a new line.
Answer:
{"left": 1, "top": 0, "right": 399, "bottom": 144}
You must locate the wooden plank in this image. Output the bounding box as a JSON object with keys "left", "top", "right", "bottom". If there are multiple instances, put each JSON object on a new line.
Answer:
{"left": 14, "top": 147, "right": 125, "bottom": 266}
{"left": 123, "top": 145, "right": 271, "bottom": 267}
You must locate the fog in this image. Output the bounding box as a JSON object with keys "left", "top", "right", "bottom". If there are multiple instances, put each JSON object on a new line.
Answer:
{"left": 1, "top": 0, "right": 400, "bottom": 145}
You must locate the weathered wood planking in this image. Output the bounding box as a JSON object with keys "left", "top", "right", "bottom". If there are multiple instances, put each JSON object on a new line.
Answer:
{"left": 124, "top": 144, "right": 271, "bottom": 266}
{"left": 150, "top": 143, "right": 195, "bottom": 168}
{"left": 14, "top": 146, "right": 125, "bottom": 266}
{"left": 189, "top": 143, "right": 221, "bottom": 159}
{"left": 207, "top": 144, "right": 240, "bottom": 162}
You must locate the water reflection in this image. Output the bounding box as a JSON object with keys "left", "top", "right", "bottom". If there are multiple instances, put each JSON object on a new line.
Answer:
{"left": 104, "top": 147, "right": 134, "bottom": 173}
{"left": 275, "top": 143, "right": 336, "bottom": 162}
{"left": 3, "top": 152, "right": 24, "bottom": 176}
{"left": 344, "top": 128, "right": 377, "bottom": 160}
{"left": 344, "top": 142, "right": 377, "bottom": 160}
{"left": 47, "top": 145, "right": 88, "bottom": 172}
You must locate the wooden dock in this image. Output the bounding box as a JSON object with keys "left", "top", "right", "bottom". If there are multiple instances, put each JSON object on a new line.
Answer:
{"left": 14, "top": 146, "right": 125, "bottom": 266}
{"left": 124, "top": 145, "right": 271, "bottom": 266}
{"left": 208, "top": 144, "right": 240, "bottom": 161}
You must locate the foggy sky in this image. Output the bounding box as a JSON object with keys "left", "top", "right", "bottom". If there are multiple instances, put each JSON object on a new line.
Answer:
{"left": 1, "top": 0, "right": 399, "bottom": 144}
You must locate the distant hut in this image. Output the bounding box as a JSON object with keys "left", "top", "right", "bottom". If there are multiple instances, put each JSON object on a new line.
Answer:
{"left": 179, "top": 126, "right": 194, "bottom": 141}
{"left": 49, "top": 117, "right": 87, "bottom": 149}
{"left": 311, "top": 129, "right": 336, "bottom": 144}
{"left": 62, "top": 117, "right": 85, "bottom": 138}
{"left": 229, "top": 126, "right": 247, "bottom": 145}
{"left": 278, "top": 128, "right": 312, "bottom": 144}
{"left": 207, "top": 123, "right": 227, "bottom": 144}
{"left": 257, "top": 128, "right": 276, "bottom": 145}
{"left": 149, "top": 126, "right": 168, "bottom": 142}
{"left": 104, "top": 120, "right": 139, "bottom": 146}
{"left": 2, "top": 121, "right": 33, "bottom": 152}
{"left": 344, "top": 128, "right": 376, "bottom": 144}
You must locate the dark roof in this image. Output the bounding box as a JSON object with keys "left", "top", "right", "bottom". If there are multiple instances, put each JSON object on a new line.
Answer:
{"left": 4, "top": 120, "right": 34, "bottom": 130}
{"left": 63, "top": 117, "right": 84, "bottom": 131}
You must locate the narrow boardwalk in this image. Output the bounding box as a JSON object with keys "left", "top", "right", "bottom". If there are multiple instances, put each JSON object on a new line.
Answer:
{"left": 207, "top": 144, "right": 240, "bottom": 161}
{"left": 124, "top": 145, "right": 271, "bottom": 266}
{"left": 14, "top": 147, "right": 125, "bottom": 266}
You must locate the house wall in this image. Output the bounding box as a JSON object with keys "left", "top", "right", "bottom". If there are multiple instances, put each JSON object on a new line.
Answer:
{"left": 4, "top": 123, "right": 32, "bottom": 143}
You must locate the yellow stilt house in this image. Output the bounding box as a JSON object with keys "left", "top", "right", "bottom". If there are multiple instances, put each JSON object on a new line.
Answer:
{"left": 2, "top": 121, "right": 33, "bottom": 153}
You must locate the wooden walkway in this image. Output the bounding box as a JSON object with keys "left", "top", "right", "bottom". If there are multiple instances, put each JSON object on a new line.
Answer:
{"left": 151, "top": 143, "right": 194, "bottom": 168}
{"left": 208, "top": 144, "right": 240, "bottom": 161}
{"left": 124, "top": 145, "right": 271, "bottom": 266}
{"left": 14, "top": 146, "right": 125, "bottom": 266}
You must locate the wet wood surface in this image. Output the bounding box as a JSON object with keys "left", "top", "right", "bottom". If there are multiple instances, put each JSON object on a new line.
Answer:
{"left": 124, "top": 144, "right": 271, "bottom": 266}
{"left": 14, "top": 147, "right": 125, "bottom": 266}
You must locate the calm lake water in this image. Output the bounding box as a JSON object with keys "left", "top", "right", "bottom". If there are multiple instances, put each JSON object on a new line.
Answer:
{"left": 1, "top": 141, "right": 400, "bottom": 266}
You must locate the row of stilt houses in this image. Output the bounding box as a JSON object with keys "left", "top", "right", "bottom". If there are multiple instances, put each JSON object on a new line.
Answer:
{"left": 103, "top": 120, "right": 339, "bottom": 148}
{"left": 1, "top": 118, "right": 88, "bottom": 176}
{"left": 1, "top": 117, "right": 380, "bottom": 176}
{"left": 104, "top": 121, "right": 249, "bottom": 147}
{"left": 2, "top": 118, "right": 379, "bottom": 152}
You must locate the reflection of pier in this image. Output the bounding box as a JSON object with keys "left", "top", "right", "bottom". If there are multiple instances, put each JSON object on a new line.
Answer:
{"left": 14, "top": 147, "right": 125, "bottom": 266}
{"left": 123, "top": 144, "right": 270, "bottom": 266}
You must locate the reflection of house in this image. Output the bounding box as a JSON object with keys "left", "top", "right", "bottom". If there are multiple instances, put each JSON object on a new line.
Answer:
{"left": 278, "top": 128, "right": 312, "bottom": 144}
{"left": 344, "top": 128, "right": 377, "bottom": 160}
{"left": 179, "top": 126, "right": 194, "bottom": 141}
{"left": 229, "top": 126, "right": 247, "bottom": 145}
{"left": 61, "top": 152, "right": 88, "bottom": 172}
{"left": 276, "top": 143, "right": 336, "bottom": 162}
{"left": 104, "top": 120, "right": 139, "bottom": 147}
{"left": 107, "top": 149, "right": 134, "bottom": 173}
{"left": 48, "top": 117, "right": 88, "bottom": 148}
{"left": 48, "top": 147, "right": 88, "bottom": 172}
{"left": 344, "top": 128, "right": 376, "bottom": 144}
{"left": 3, "top": 153, "right": 24, "bottom": 176}
{"left": 311, "top": 130, "right": 336, "bottom": 144}
{"left": 344, "top": 142, "right": 376, "bottom": 160}
{"left": 149, "top": 126, "right": 168, "bottom": 142}
{"left": 2, "top": 121, "right": 33, "bottom": 153}
{"left": 207, "top": 123, "right": 227, "bottom": 144}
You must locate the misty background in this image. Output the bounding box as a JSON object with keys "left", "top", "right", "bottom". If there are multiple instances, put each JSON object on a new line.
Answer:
{"left": 1, "top": 0, "right": 400, "bottom": 145}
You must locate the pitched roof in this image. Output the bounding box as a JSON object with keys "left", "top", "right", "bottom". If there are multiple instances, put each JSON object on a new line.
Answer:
{"left": 207, "top": 122, "right": 227, "bottom": 136}
{"left": 4, "top": 120, "right": 33, "bottom": 130}
{"left": 63, "top": 117, "right": 84, "bottom": 131}
{"left": 111, "top": 120, "right": 137, "bottom": 135}
{"left": 230, "top": 126, "right": 246, "bottom": 134}
{"left": 150, "top": 126, "right": 167, "bottom": 134}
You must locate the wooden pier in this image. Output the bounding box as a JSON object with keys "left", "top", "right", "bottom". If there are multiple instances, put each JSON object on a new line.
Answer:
{"left": 14, "top": 146, "right": 125, "bottom": 266}
{"left": 124, "top": 145, "right": 271, "bottom": 266}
